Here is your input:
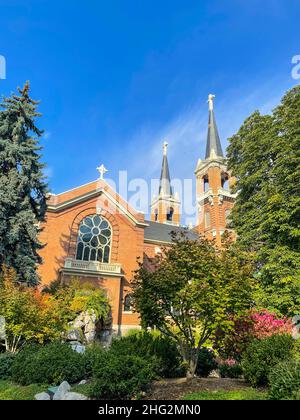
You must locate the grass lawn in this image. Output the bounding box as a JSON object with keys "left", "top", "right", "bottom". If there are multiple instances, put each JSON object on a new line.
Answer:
{"left": 0, "top": 380, "right": 47, "bottom": 400}
{"left": 184, "top": 388, "right": 268, "bottom": 400}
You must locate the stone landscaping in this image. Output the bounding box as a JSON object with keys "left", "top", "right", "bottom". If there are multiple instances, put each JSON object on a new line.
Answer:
{"left": 35, "top": 381, "right": 88, "bottom": 401}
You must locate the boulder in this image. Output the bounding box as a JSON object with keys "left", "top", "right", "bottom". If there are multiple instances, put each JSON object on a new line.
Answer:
{"left": 72, "top": 313, "right": 85, "bottom": 329}
{"left": 61, "top": 392, "right": 88, "bottom": 400}
{"left": 67, "top": 328, "right": 82, "bottom": 342}
{"left": 208, "top": 369, "right": 221, "bottom": 378}
{"left": 84, "top": 330, "right": 96, "bottom": 343}
{"left": 53, "top": 381, "right": 71, "bottom": 400}
{"left": 78, "top": 379, "right": 88, "bottom": 385}
{"left": 35, "top": 392, "right": 50, "bottom": 400}
{"left": 70, "top": 341, "right": 86, "bottom": 354}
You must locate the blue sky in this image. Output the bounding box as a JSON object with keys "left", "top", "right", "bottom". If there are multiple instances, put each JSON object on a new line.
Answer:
{"left": 0, "top": 0, "right": 299, "bottom": 221}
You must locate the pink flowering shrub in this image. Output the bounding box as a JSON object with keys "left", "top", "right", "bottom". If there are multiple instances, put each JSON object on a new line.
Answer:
{"left": 250, "top": 310, "right": 293, "bottom": 339}
{"left": 214, "top": 309, "right": 293, "bottom": 360}
{"left": 219, "top": 358, "right": 237, "bottom": 367}
{"left": 218, "top": 358, "right": 243, "bottom": 378}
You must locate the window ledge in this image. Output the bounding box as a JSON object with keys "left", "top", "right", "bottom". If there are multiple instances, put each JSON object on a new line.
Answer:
{"left": 63, "top": 258, "right": 122, "bottom": 276}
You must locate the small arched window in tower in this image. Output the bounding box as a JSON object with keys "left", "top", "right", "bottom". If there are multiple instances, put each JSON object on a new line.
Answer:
{"left": 225, "top": 209, "right": 231, "bottom": 226}
{"left": 154, "top": 208, "right": 158, "bottom": 222}
{"left": 166, "top": 207, "right": 174, "bottom": 221}
{"left": 203, "top": 174, "right": 210, "bottom": 192}
{"left": 221, "top": 172, "right": 229, "bottom": 190}
{"left": 124, "top": 294, "right": 133, "bottom": 312}
{"left": 76, "top": 214, "right": 112, "bottom": 263}
{"left": 205, "top": 211, "right": 211, "bottom": 228}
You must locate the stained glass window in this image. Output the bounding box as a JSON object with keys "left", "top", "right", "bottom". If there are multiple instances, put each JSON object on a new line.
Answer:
{"left": 76, "top": 215, "right": 112, "bottom": 263}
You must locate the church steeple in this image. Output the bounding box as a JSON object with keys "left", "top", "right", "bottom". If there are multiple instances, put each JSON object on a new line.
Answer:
{"left": 205, "top": 94, "right": 224, "bottom": 159}
{"left": 151, "top": 141, "right": 180, "bottom": 226}
{"left": 195, "top": 94, "right": 236, "bottom": 245}
{"left": 159, "top": 141, "right": 173, "bottom": 196}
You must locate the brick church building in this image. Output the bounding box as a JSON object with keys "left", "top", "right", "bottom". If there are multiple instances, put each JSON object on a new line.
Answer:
{"left": 39, "top": 95, "right": 235, "bottom": 335}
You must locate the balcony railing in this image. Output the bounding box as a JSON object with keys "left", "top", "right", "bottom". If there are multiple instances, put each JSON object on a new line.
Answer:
{"left": 64, "top": 258, "right": 122, "bottom": 275}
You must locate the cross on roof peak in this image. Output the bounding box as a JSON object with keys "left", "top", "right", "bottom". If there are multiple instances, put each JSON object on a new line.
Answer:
{"left": 96, "top": 164, "right": 108, "bottom": 180}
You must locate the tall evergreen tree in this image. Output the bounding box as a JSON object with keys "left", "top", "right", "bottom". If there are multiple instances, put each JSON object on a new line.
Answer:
{"left": 227, "top": 85, "right": 300, "bottom": 316}
{"left": 0, "top": 82, "right": 48, "bottom": 285}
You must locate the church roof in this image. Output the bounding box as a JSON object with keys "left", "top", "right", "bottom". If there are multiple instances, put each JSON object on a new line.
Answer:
{"left": 144, "top": 220, "right": 199, "bottom": 243}
{"left": 205, "top": 95, "right": 224, "bottom": 159}
{"left": 159, "top": 142, "right": 173, "bottom": 196}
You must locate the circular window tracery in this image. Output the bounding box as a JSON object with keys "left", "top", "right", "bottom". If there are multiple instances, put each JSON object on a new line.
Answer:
{"left": 76, "top": 215, "right": 112, "bottom": 263}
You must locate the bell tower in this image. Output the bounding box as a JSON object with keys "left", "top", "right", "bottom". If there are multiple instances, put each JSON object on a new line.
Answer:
{"left": 195, "top": 94, "right": 236, "bottom": 245}
{"left": 151, "top": 141, "right": 180, "bottom": 226}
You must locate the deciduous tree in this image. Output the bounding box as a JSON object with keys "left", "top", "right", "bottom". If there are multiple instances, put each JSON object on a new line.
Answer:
{"left": 132, "top": 234, "right": 255, "bottom": 377}
{"left": 227, "top": 85, "right": 300, "bottom": 316}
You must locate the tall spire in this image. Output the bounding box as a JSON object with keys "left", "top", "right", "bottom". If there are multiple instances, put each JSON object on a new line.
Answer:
{"left": 205, "top": 94, "right": 224, "bottom": 159}
{"left": 159, "top": 141, "right": 173, "bottom": 196}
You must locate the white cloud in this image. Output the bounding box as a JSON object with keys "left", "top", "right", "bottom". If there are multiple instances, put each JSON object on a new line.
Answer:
{"left": 119, "top": 76, "right": 295, "bottom": 223}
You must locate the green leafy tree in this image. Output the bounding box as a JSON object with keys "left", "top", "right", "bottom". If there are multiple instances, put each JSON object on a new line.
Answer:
{"left": 131, "top": 234, "right": 255, "bottom": 377}
{"left": 0, "top": 82, "right": 48, "bottom": 285}
{"left": 227, "top": 85, "right": 300, "bottom": 316}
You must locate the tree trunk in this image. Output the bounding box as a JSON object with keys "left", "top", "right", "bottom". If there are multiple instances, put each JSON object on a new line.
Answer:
{"left": 179, "top": 341, "right": 198, "bottom": 378}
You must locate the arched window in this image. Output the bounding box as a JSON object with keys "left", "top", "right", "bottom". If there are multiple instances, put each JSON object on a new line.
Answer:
{"left": 167, "top": 207, "right": 174, "bottom": 221}
{"left": 76, "top": 215, "right": 112, "bottom": 263}
{"left": 203, "top": 174, "right": 210, "bottom": 192}
{"left": 124, "top": 294, "right": 133, "bottom": 312}
{"left": 154, "top": 208, "right": 158, "bottom": 222}
{"left": 221, "top": 173, "right": 229, "bottom": 190}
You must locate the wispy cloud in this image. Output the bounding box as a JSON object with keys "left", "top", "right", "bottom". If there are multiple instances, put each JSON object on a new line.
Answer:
{"left": 125, "top": 76, "right": 291, "bottom": 183}
{"left": 118, "top": 76, "right": 295, "bottom": 223}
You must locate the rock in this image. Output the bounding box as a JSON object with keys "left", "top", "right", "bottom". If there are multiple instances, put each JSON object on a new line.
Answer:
{"left": 208, "top": 369, "right": 221, "bottom": 378}
{"left": 61, "top": 392, "right": 88, "bottom": 400}
{"left": 67, "top": 328, "right": 82, "bottom": 342}
{"left": 72, "top": 313, "right": 85, "bottom": 329}
{"left": 53, "top": 381, "right": 71, "bottom": 400}
{"left": 70, "top": 341, "right": 86, "bottom": 354}
{"left": 84, "top": 330, "right": 96, "bottom": 343}
{"left": 78, "top": 379, "right": 88, "bottom": 385}
{"left": 35, "top": 392, "right": 50, "bottom": 400}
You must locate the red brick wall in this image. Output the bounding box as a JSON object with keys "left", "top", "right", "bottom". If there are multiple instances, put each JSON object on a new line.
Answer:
{"left": 39, "top": 181, "right": 146, "bottom": 331}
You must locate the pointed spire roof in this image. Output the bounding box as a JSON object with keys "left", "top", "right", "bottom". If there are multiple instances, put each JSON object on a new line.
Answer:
{"left": 159, "top": 141, "right": 173, "bottom": 196}
{"left": 205, "top": 94, "right": 224, "bottom": 159}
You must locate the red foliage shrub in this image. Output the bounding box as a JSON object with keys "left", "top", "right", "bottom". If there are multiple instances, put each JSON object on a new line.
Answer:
{"left": 214, "top": 309, "right": 293, "bottom": 360}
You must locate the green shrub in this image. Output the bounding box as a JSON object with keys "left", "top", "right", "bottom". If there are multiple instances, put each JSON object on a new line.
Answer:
{"left": 268, "top": 360, "right": 300, "bottom": 400}
{"left": 219, "top": 361, "right": 243, "bottom": 379}
{"left": 241, "top": 334, "right": 294, "bottom": 387}
{"left": 0, "top": 353, "right": 16, "bottom": 380}
{"left": 292, "top": 338, "right": 300, "bottom": 361}
{"left": 83, "top": 344, "right": 105, "bottom": 377}
{"left": 12, "top": 342, "right": 86, "bottom": 385}
{"left": 89, "top": 351, "right": 154, "bottom": 399}
{"left": 110, "top": 331, "right": 184, "bottom": 378}
{"left": 196, "top": 348, "right": 217, "bottom": 377}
